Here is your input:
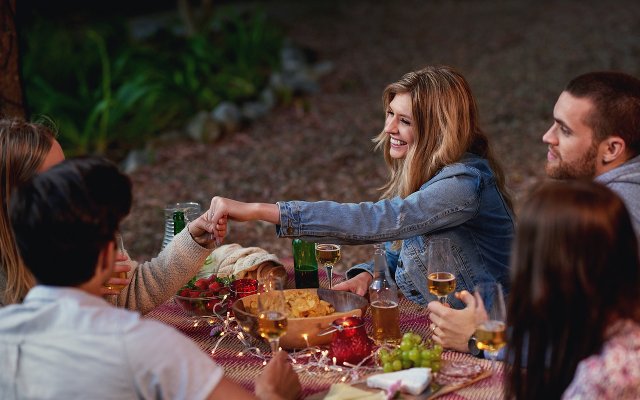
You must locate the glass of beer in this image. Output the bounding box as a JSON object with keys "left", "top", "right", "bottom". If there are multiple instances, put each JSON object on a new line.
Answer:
{"left": 473, "top": 282, "right": 507, "bottom": 371}
{"left": 315, "top": 243, "right": 341, "bottom": 289}
{"left": 426, "top": 238, "right": 456, "bottom": 304}
{"left": 257, "top": 276, "right": 288, "bottom": 354}
{"left": 104, "top": 232, "right": 128, "bottom": 306}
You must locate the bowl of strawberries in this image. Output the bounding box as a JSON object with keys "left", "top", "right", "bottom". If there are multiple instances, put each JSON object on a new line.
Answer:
{"left": 174, "top": 274, "right": 233, "bottom": 317}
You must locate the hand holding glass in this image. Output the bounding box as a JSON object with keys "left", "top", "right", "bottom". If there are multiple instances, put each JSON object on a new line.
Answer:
{"left": 104, "top": 233, "right": 127, "bottom": 291}
{"left": 103, "top": 233, "right": 128, "bottom": 306}
{"left": 473, "top": 282, "right": 507, "bottom": 371}
{"left": 257, "top": 277, "right": 288, "bottom": 354}
{"left": 426, "top": 238, "right": 456, "bottom": 304}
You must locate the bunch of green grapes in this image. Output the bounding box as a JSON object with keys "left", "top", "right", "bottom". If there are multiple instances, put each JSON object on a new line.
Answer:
{"left": 378, "top": 332, "right": 443, "bottom": 373}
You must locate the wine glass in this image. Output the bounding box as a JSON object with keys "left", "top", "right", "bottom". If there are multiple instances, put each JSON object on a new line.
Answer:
{"left": 426, "top": 238, "right": 456, "bottom": 304}
{"left": 473, "top": 282, "right": 507, "bottom": 372}
{"left": 257, "top": 276, "right": 288, "bottom": 354}
{"left": 315, "top": 243, "right": 341, "bottom": 289}
{"left": 104, "top": 232, "right": 127, "bottom": 307}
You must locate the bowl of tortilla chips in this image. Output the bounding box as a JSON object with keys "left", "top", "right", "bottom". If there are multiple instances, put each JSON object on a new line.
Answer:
{"left": 232, "top": 288, "right": 368, "bottom": 349}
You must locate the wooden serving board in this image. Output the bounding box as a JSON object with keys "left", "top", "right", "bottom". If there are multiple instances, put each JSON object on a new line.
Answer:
{"left": 307, "top": 368, "right": 492, "bottom": 399}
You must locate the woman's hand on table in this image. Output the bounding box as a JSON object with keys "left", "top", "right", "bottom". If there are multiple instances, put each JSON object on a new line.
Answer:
{"left": 332, "top": 272, "right": 373, "bottom": 296}
{"left": 254, "top": 351, "right": 301, "bottom": 400}
{"left": 427, "top": 290, "right": 479, "bottom": 353}
{"left": 100, "top": 253, "right": 131, "bottom": 296}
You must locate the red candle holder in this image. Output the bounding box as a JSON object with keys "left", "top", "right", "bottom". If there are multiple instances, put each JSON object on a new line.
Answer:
{"left": 230, "top": 278, "right": 259, "bottom": 299}
{"left": 329, "top": 316, "right": 373, "bottom": 366}
{"left": 228, "top": 278, "right": 258, "bottom": 316}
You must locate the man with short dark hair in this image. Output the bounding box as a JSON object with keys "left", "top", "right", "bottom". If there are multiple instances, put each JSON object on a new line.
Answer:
{"left": 428, "top": 71, "right": 640, "bottom": 355}
{"left": 543, "top": 71, "right": 640, "bottom": 233}
{"left": 0, "top": 157, "right": 300, "bottom": 400}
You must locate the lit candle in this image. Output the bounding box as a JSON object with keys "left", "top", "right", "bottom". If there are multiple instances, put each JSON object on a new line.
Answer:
{"left": 329, "top": 316, "right": 373, "bottom": 366}
{"left": 302, "top": 333, "right": 310, "bottom": 348}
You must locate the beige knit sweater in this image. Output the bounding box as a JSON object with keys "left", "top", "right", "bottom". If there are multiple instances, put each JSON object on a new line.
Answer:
{"left": 114, "top": 229, "right": 213, "bottom": 314}
{"left": 0, "top": 229, "right": 212, "bottom": 314}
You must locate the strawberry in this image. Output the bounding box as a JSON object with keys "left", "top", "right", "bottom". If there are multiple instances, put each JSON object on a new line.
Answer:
{"left": 189, "top": 290, "right": 202, "bottom": 298}
{"left": 207, "top": 274, "right": 218, "bottom": 283}
{"left": 178, "top": 289, "right": 190, "bottom": 297}
{"left": 208, "top": 281, "right": 222, "bottom": 292}
{"left": 194, "top": 278, "right": 209, "bottom": 290}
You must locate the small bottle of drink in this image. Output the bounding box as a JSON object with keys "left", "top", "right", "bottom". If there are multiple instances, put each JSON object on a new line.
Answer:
{"left": 173, "top": 210, "right": 186, "bottom": 235}
{"left": 368, "top": 243, "right": 402, "bottom": 345}
{"left": 292, "top": 239, "right": 319, "bottom": 288}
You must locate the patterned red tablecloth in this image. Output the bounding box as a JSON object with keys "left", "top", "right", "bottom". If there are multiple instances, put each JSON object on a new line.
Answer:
{"left": 145, "top": 263, "right": 505, "bottom": 399}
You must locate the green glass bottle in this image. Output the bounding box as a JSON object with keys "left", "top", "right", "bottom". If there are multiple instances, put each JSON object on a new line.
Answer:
{"left": 173, "top": 210, "right": 186, "bottom": 235}
{"left": 292, "top": 239, "right": 319, "bottom": 288}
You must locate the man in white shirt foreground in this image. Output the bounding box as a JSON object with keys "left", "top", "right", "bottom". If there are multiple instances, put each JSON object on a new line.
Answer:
{"left": 0, "top": 157, "right": 301, "bottom": 400}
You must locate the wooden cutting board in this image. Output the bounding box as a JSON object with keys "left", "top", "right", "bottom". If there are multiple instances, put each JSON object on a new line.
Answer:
{"left": 306, "top": 369, "right": 492, "bottom": 399}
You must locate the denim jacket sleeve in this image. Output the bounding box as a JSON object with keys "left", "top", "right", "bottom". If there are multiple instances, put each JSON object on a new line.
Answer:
{"left": 275, "top": 163, "right": 482, "bottom": 244}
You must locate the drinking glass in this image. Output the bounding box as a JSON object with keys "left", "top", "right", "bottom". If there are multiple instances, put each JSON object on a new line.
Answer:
{"left": 473, "top": 282, "right": 507, "bottom": 371}
{"left": 315, "top": 243, "right": 341, "bottom": 289}
{"left": 162, "top": 202, "right": 201, "bottom": 249}
{"left": 426, "top": 238, "right": 456, "bottom": 304}
{"left": 257, "top": 276, "right": 288, "bottom": 354}
{"left": 104, "top": 232, "right": 127, "bottom": 307}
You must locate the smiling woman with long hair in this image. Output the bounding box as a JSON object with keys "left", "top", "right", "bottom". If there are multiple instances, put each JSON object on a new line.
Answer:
{"left": 506, "top": 180, "right": 640, "bottom": 399}
{"left": 206, "top": 65, "right": 515, "bottom": 308}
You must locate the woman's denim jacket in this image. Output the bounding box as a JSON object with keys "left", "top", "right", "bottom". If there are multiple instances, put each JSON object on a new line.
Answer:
{"left": 276, "top": 153, "right": 515, "bottom": 308}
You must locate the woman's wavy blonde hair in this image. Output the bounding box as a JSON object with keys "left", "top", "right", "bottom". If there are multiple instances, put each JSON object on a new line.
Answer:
{"left": 373, "top": 65, "right": 511, "bottom": 210}
{"left": 0, "top": 118, "right": 57, "bottom": 305}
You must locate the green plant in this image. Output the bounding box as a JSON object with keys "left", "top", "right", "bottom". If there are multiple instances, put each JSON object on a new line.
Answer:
{"left": 21, "top": 6, "right": 283, "bottom": 158}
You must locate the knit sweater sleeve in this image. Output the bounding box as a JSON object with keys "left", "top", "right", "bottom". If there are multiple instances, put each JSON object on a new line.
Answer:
{"left": 115, "top": 229, "right": 212, "bottom": 314}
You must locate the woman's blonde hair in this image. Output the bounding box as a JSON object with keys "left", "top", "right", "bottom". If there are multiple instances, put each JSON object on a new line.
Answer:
{"left": 0, "top": 119, "right": 56, "bottom": 304}
{"left": 373, "top": 65, "right": 511, "bottom": 209}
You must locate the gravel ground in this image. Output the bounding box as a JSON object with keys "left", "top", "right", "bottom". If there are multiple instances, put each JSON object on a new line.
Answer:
{"left": 121, "top": 0, "right": 640, "bottom": 273}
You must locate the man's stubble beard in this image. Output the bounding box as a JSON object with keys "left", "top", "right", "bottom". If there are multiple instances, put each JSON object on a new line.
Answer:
{"left": 545, "top": 143, "right": 598, "bottom": 180}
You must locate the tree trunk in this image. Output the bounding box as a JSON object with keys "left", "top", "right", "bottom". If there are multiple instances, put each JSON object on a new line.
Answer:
{"left": 0, "top": 0, "right": 25, "bottom": 119}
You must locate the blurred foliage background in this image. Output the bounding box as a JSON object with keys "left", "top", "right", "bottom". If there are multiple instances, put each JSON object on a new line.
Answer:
{"left": 18, "top": 0, "right": 283, "bottom": 159}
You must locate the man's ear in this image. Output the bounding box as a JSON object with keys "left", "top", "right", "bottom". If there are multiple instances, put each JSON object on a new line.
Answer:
{"left": 95, "top": 241, "right": 115, "bottom": 278}
{"left": 601, "top": 135, "right": 627, "bottom": 164}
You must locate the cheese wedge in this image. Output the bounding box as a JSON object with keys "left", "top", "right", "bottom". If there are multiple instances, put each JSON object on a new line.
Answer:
{"left": 365, "top": 367, "right": 432, "bottom": 395}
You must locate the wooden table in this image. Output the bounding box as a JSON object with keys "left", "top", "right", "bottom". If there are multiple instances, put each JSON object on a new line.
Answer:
{"left": 145, "top": 265, "right": 505, "bottom": 399}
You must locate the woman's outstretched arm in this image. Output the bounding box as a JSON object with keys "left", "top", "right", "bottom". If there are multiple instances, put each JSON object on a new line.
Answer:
{"left": 207, "top": 196, "right": 280, "bottom": 242}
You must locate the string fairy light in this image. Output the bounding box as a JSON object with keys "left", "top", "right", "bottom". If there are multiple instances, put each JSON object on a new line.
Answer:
{"left": 197, "top": 297, "right": 382, "bottom": 383}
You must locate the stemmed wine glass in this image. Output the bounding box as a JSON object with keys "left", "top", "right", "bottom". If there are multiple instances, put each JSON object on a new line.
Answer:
{"left": 257, "top": 276, "right": 288, "bottom": 354}
{"left": 104, "top": 232, "right": 127, "bottom": 307}
{"left": 473, "top": 282, "right": 507, "bottom": 373}
{"left": 315, "top": 243, "right": 341, "bottom": 289}
{"left": 426, "top": 238, "right": 456, "bottom": 304}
